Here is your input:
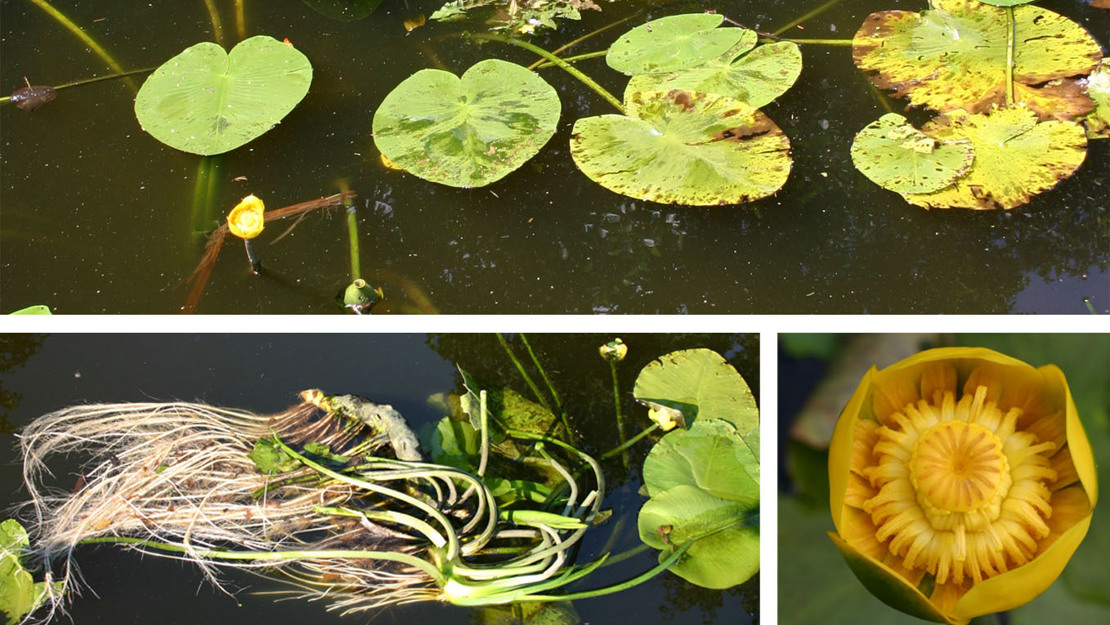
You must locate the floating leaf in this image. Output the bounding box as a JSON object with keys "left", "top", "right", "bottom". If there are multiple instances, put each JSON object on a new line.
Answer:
{"left": 642, "top": 419, "right": 759, "bottom": 500}
{"left": 607, "top": 13, "right": 750, "bottom": 76}
{"left": 626, "top": 39, "right": 802, "bottom": 109}
{"left": 372, "top": 59, "right": 560, "bottom": 188}
{"left": 850, "top": 113, "right": 974, "bottom": 194}
{"left": 903, "top": 106, "right": 1087, "bottom": 210}
{"left": 852, "top": 1, "right": 1102, "bottom": 118}
{"left": 976, "top": 0, "right": 1036, "bottom": 6}
{"left": 633, "top": 348, "right": 759, "bottom": 436}
{"left": 135, "top": 36, "right": 312, "bottom": 155}
{"left": 638, "top": 484, "right": 758, "bottom": 589}
{"left": 8, "top": 305, "right": 51, "bottom": 315}
{"left": 571, "top": 90, "right": 790, "bottom": 206}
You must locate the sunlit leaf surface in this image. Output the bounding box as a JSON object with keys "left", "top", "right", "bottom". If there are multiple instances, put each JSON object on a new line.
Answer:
{"left": 851, "top": 113, "right": 974, "bottom": 194}
{"left": 607, "top": 13, "right": 750, "bottom": 76}
{"left": 372, "top": 59, "right": 560, "bottom": 188}
{"left": 571, "top": 90, "right": 791, "bottom": 206}
{"left": 135, "top": 36, "right": 312, "bottom": 155}
{"left": 903, "top": 106, "right": 1087, "bottom": 210}
{"left": 852, "top": 0, "right": 1102, "bottom": 118}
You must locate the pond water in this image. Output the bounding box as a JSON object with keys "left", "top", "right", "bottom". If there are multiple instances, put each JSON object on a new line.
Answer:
{"left": 1, "top": 0, "right": 1106, "bottom": 314}
{"left": 0, "top": 333, "right": 759, "bottom": 624}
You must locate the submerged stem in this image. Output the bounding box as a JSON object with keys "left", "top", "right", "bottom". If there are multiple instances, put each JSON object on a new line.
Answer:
{"left": 496, "top": 334, "right": 555, "bottom": 416}
{"left": 202, "top": 0, "right": 224, "bottom": 47}
{"left": 26, "top": 0, "right": 136, "bottom": 90}
{"left": 470, "top": 33, "right": 624, "bottom": 114}
{"left": 609, "top": 361, "right": 629, "bottom": 471}
{"left": 600, "top": 423, "right": 659, "bottom": 460}
{"left": 773, "top": 0, "right": 845, "bottom": 36}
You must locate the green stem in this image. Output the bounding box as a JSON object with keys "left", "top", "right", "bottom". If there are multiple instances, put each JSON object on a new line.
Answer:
{"left": 470, "top": 33, "right": 624, "bottom": 114}
{"left": 78, "top": 535, "right": 446, "bottom": 585}
{"left": 345, "top": 195, "right": 360, "bottom": 280}
{"left": 202, "top": 0, "right": 224, "bottom": 47}
{"left": 778, "top": 38, "right": 854, "bottom": 46}
{"left": 527, "top": 10, "right": 640, "bottom": 70}
{"left": 773, "top": 0, "right": 845, "bottom": 36}
{"left": 234, "top": 0, "right": 246, "bottom": 42}
{"left": 532, "top": 50, "right": 608, "bottom": 69}
{"left": 609, "top": 361, "right": 629, "bottom": 471}
{"left": 520, "top": 335, "right": 574, "bottom": 444}
{"left": 190, "top": 155, "right": 223, "bottom": 236}
{"left": 514, "top": 543, "right": 689, "bottom": 602}
{"left": 26, "top": 0, "right": 136, "bottom": 90}
{"left": 496, "top": 334, "right": 555, "bottom": 416}
{"left": 0, "top": 68, "right": 155, "bottom": 106}
{"left": 600, "top": 423, "right": 659, "bottom": 460}
{"left": 597, "top": 542, "right": 651, "bottom": 568}
{"left": 1005, "top": 7, "right": 1015, "bottom": 106}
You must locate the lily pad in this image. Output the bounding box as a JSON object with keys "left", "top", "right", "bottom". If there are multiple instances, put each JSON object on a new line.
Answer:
{"left": 642, "top": 419, "right": 759, "bottom": 500}
{"left": 570, "top": 90, "right": 791, "bottom": 206}
{"left": 372, "top": 59, "right": 560, "bottom": 188}
{"left": 638, "top": 484, "right": 759, "bottom": 589}
{"left": 625, "top": 39, "right": 802, "bottom": 109}
{"left": 633, "top": 348, "right": 759, "bottom": 437}
{"left": 850, "top": 113, "right": 974, "bottom": 194}
{"left": 135, "top": 36, "right": 312, "bottom": 155}
{"left": 852, "top": 0, "right": 1102, "bottom": 118}
{"left": 903, "top": 106, "right": 1087, "bottom": 210}
{"left": 607, "top": 13, "right": 751, "bottom": 76}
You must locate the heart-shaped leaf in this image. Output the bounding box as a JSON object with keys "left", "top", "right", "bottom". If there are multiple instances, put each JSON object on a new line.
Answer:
{"left": 607, "top": 13, "right": 750, "bottom": 76}
{"left": 642, "top": 418, "right": 759, "bottom": 500}
{"left": 372, "top": 59, "right": 560, "bottom": 188}
{"left": 135, "top": 36, "right": 313, "bottom": 155}
{"left": 571, "top": 90, "right": 791, "bottom": 206}
{"left": 903, "top": 106, "right": 1087, "bottom": 210}
{"left": 633, "top": 348, "right": 759, "bottom": 436}
{"left": 625, "top": 39, "right": 801, "bottom": 109}
{"left": 851, "top": 113, "right": 974, "bottom": 194}
{"left": 852, "top": 1, "right": 1102, "bottom": 117}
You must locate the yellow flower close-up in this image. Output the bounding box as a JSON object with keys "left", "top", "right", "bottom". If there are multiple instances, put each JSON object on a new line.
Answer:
{"left": 227, "top": 194, "right": 266, "bottom": 239}
{"left": 828, "top": 347, "right": 1098, "bottom": 624}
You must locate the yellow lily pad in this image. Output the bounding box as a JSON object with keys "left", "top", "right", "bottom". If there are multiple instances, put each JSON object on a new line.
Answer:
{"left": 904, "top": 106, "right": 1087, "bottom": 210}
{"left": 852, "top": 0, "right": 1102, "bottom": 118}
{"left": 851, "top": 113, "right": 974, "bottom": 194}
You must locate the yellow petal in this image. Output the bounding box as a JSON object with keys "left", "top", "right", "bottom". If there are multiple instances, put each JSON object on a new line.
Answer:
{"left": 830, "top": 366, "right": 875, "bottom": 532}
{"left": 953, "top": 506, "right": 1093, "bottom": 621}
{"left": 1040, "top": 364, "right": 1098, "bottom": 506}
{"left": 227, "top": 194, "right": 265, "bottom": 239}
{"left": 829, "top": 530, "right": 958, "bottom": 624}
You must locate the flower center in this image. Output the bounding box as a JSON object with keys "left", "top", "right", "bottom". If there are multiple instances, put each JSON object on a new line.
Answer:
{"left": 911, "top": 421, "right": 1006, "bottom": 513}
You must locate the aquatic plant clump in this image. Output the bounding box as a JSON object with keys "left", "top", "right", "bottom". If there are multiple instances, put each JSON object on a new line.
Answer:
{"left": 15, "top": 390, "right": 610, "bottom": 619}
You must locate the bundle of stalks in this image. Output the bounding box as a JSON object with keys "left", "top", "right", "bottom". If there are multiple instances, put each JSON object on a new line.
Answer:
{"left": 15, "top": 390, "right": 615, "bottom": 620}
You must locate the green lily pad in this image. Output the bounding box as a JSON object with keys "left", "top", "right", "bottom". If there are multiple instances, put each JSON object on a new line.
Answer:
{"left": 1083, "top": 61, "right": 1110, "bottom": 139}
{"left": 372, "top": 59, "right": 560, "bottom": 188}
{"left": 8, "top": 305, "right": 50, "bottom": 315}
{"left": 607, "top": 13, "right": 751, "bottom": 76}
{"left": 633, "top": 348, "right": 759, "bottom": 437}
{"left": 625, "top": 39, "right": 802, "bottom": 109}
{"left": 570, "top": 90, "right": 791, "bottom": 206}
{"left": 851, "top": 113, "right": 974, "bottom": 194}
{"left": 903, "top": 106, "right": 1087, "bottom": 210}
{"left": 638, "top": 484, "right": 759, "bottom": 589}
{"left": 642, "top": 419, "right": 759, "bottom": 500}
{"left": 852, "top": 1, "right": 1102, "bottom": 118}
{"left": 135, "top": 36, "right": 312, "bottom": 156}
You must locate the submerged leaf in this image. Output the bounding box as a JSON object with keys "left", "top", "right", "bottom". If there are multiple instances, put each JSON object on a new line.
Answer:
{"left": 135, "top": 36, "right": 312, "bottom": 155}
{"left": 904, "top": 106, "right": 1087, "bottom": 210}
{"left": 372, "top": 59, "right": 560, "bottom": 188}
{"left": 852, "top": 1, "right": 1102, "bottom": 118}
{"left": 626, "top": 39, "right": 802, "bottom": 109}
{"left": 248, "top": 437, "right": 300, "bottom": 474}
{"left": 571, "top": 90, "right": 790, "bottom": 206}
{"left": 607, "top": 14, "right": 751, "bottom": 76}
{"left": 851, "top": 113, "right": 974, "bottom": 194}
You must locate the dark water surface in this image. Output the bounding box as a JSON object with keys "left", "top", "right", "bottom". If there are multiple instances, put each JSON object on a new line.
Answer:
{"left": 0, "top": 333, "right": 759, "bottom": 624}
{"left": 1, "top": 0, "right": 1106, "bottom": 313}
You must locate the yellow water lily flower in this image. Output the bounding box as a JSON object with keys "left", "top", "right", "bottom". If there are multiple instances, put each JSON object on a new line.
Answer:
{"left": 227, "top": 195, "right": 265, "bottom": 239}
{"left": 828, "top": 347, "right": 1097, "bottom": 624}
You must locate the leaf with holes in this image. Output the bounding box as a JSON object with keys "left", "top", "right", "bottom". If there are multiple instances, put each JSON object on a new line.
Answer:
{"left": 851, "top": 113, "right": 974, "bottom": 195}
